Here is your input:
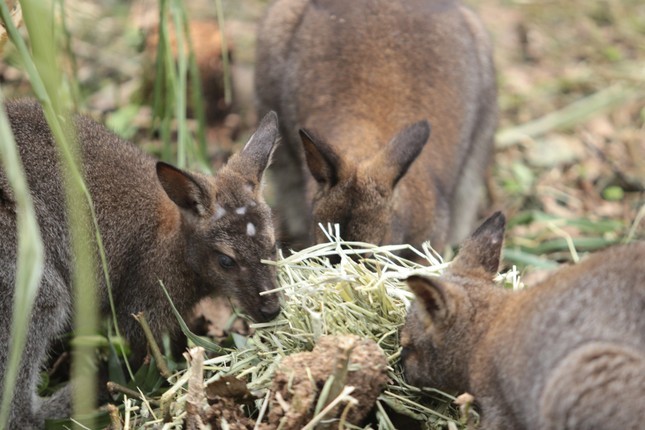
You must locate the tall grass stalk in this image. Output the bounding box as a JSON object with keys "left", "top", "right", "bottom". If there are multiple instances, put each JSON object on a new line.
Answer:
{"left": 170, "top": 0, "right": 188, "bottom": 169}
{"left": 56, "top": 0, "right": 82, "bottom": 108}
{"left": 152, "top": 0, "right": 208, "bottom": 170}
{"left": 151, "top": 0, "right": 175, "bottom": 162}
{"left": 179, "top": 0, "right": 209, "bottom": 166}
{"left": 0, "top": 88, "right": 45, "bottom": 430}
{"left": 2, "top": 0, "right": 99, "bottom": 426}
{"left": 213, "top": 0, "right": 231, "bottom": 106}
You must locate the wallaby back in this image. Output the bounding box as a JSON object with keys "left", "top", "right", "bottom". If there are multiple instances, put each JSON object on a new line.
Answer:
{"left": 0, "top": 99, "right": 281, "bottom": 427}
{"left": 255, "top": 0, "right": 497, "bottom": 253}
{"left": 401, "top": 213, "right": 645, "bottom": 429}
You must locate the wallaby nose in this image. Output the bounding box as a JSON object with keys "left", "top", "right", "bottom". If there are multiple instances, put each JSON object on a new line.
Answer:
{"left": 328, "top": 253, "right": 342, "bottom": 266}
{"left": 260, "top": 302, "right": 281, "bottom": 321}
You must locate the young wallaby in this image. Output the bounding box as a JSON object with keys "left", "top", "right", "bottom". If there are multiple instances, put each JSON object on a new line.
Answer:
{"left": 0, "top": 99, "right": 281, "bottom": 428}
{"left": 401, "top": 212, "right": 645, "bottom": 429}
{"left": 255, "top": 0, "right": 497, "bottom": 253}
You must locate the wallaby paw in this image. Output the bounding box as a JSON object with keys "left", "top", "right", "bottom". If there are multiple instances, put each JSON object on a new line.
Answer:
{"left": 39, "top": 383, "right": 72, "bottom": 421}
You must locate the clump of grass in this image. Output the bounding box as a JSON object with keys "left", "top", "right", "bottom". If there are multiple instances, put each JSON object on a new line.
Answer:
{"left": 117, "top": 225, "right": 521, "bottom": 429}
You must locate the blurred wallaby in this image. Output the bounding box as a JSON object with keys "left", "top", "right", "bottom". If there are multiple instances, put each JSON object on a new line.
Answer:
{"left": 0, "top": 99, "right": 281, "bottom": 428}
{"left": 255, "top": 0, "right": 497, "bottom": 253}
{"left": 401, "top": 212, "right": 645, "bottom": 429}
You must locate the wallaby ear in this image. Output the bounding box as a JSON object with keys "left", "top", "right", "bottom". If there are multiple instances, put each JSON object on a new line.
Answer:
{"left": 406, "top": 275, "right": 454, "bottom": 322}
{"left": 368, "top": 120, "right": 430, "bottom": 187}
{"left": 156, "top": 162, "right": 208, "bottom": 216}
{"left": 236, "top": 110, "right": 280, "bottom": 183}
{"left": 451, "top": 212, "right": 506, "bottom": 276}
{"left": 300, "top": 128, "right": 340, "bottom": 187}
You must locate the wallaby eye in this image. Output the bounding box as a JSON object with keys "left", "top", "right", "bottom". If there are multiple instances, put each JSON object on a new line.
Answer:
{"left": 218, "top": 254, "right": 236, "bottom": 269}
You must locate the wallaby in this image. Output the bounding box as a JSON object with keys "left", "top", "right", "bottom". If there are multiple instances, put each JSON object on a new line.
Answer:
{"left": 255, "top": 0, "right": 497, "bottom": 253}
{"left": 0, "top": 99, "right": 281, "bottom": 428}
{"left": 401, "top": 212, "right": 645, "bottom": 429}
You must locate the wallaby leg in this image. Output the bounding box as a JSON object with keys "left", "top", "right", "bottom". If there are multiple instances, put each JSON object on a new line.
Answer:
{"left": 448, "top": 105, "right": 496, "bottom": 245}
{"left": 268, "top": 127, "right": 312, "bottom": 249}
{"left": 0, "top": 268, "right": 71, "bottom": 428}
{"left": 40, "top": 383, "right": 73, "bottom": 421}
{"left": 539, "top": 342, "right": 645, "bottom": 430}
{"left": 476, "top": 393, "right": 522, "bottom": 430}
{"left": 448, "top": 7, "right": 498, "bottom": 246}
{"left": 0, "top": 300, "right": 43, "bottom": 428}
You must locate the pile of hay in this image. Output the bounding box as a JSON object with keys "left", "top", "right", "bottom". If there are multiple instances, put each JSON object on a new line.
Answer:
{"left": 118, "top": 226, "right": 521, "bottom": 429}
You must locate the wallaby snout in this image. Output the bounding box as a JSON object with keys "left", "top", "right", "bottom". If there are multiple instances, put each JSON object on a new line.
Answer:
{"left": 0, "top": 99, "right": 282, "bottom": 428}
{"left": 256, "top": 0, "right": 497, "bottom": 255}
{"left": 259, "top": 291, "right": 282, "bottom": 321}
{"left": 401, "top": 212, "right": 645, "bottom": 429}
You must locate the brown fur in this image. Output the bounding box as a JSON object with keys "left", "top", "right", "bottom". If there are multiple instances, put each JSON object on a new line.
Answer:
{"left": 401, "top": 212, "right": 645, "bottom": 429}
{"left": 0, "top": 99, "right": 281, "bottom": 427}
{"left": 255, "top": 0, "right": 497, "bottom": 254}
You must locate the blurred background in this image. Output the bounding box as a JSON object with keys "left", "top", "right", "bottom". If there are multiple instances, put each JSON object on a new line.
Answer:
{"left": 1, "top": 0, "right": 643, "bottom": 276}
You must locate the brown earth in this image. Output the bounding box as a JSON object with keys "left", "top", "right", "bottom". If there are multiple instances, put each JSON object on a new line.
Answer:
{"left": 258, "top": 335, "right": 389, "bottom": 429}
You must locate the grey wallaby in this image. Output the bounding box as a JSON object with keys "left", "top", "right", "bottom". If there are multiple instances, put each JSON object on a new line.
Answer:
{"left": 0, "top": 99, "right": 281, "bottom": 428}
{"left": 401, "top": 212, "right": 645, "bottom": 429}
{"left": 255, "top": 0, "right": 497, "bottom": 254}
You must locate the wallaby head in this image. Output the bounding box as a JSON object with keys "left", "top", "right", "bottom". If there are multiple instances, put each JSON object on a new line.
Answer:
{"left": 0, "top": 100, "right": 283, "bottom": 428}
{"left": 400, "top": 212, "right": 505, "bottom": 392}
{"left": 300, "top": 121, "right": 430, "bottom": 246}
{"left": 155, "top": 112, "right": 281, "bottom": 322}
{"left": 255, "top": 0, "right": 497, "bottom": 252}
{"left": 401, "top": 213, "right": 645, "bottom": 429}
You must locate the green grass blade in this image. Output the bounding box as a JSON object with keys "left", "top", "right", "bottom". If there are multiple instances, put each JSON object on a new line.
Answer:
{"left": 213, "top": 0, "right": 231, "bottom": 105}
{"left": 502, "top": 248, "right": 559, "bottom": 269}
{"left": 4, "top": 0, "right": 101, "bottom": 425}
{"left": 0, "top": 89, "right": 45, "bottom": 430}
{"left": 153, "top": 0, "right": 177, "bottom": 162}
{"left": 179, "top": 1, "right": 208, "bottom": 167}
{"left": 159, "top": 281, "right": 227, "bottom": 354}
{"left": 170, "top": 0, "right": 188, "bottom": 169}
{"left": 497, "top": 83, "right": 645, "bottom": 148}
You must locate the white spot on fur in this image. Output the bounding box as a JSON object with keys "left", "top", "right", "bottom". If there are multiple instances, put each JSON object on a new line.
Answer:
{"left": 214, "top": 205, "right": 226, "bottom": 220}
{"left": 247, "top": 222, "right": 256, "bottom": 237}
{"left": 244, "top": 184, "right": 254, "bottom": 194}
{"left": 236, "top": 206, "right": 247, "bottom": 215}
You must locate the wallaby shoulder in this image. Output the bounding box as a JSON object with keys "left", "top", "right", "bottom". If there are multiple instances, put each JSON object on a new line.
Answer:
{"left": 257, "top": 0, "right": 497, "bottom": 251}
{"left": 0, "top": 100, "right": 282, "bottom": 427}
{"left": 474, "top": 242, "right": 645, "bottom": 428}
{"left": 403, "top": 214, "right": 645, "bottom": 429}
{"left": 503, "top": 241, "right": 645, "bottom": 349}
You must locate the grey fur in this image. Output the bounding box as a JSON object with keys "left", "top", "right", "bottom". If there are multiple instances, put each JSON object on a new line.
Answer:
{"left": 401, "top": 213, "right": 645, "bottom": 429}
{"left": 0, "top": 99, "right": 281, "bottom": 428}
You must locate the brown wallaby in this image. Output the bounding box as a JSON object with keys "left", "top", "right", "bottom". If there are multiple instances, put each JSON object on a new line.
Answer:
{"left": 255, "top": 0, "right": 497, "bottom": 253}
{"left": 401, "top": 212, "right": 645, "bottom": 429}
{"left": 0, "top": 99, "right": 281, "bottom": 428}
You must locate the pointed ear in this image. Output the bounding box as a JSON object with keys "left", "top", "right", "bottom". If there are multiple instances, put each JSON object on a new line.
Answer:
{"left": 235, "top": 110, "right": 280, "bottom": 182}
{"left": 156, "top": 162, "right": 208, "bottom": 215}
{"left": 367, "top": 120, "right": 430, "bottom": 187}
{"left": 300, "top": 128, "right": 340, "bottom": 186}
{"left": 406, "top": 275, "right": 455, "bottom": 322}
{"left": 451, "top": 212, "right": 506, "bottom": 276}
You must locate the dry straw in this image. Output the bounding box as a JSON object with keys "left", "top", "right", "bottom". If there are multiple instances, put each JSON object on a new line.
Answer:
{"left": 128, "top": 224, "right": 522, "bottom": 429}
